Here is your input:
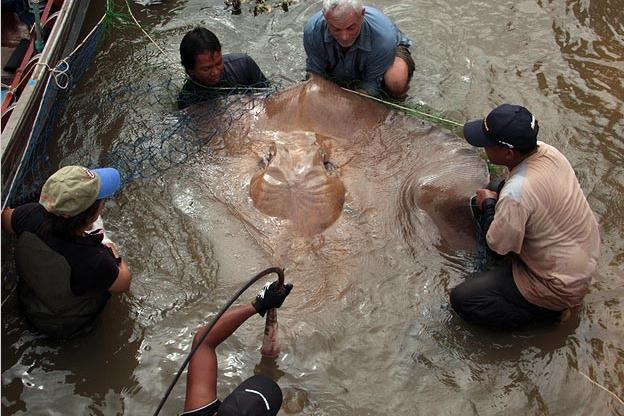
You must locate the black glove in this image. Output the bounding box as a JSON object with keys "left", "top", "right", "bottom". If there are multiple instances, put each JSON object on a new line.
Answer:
{"left": 252, "top": 281, "right": 293, "bottom": 317}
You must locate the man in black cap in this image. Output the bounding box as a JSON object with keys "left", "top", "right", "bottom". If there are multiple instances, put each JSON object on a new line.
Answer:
{"left": 182, "top": 280, "right": 293, "bottom": 416}
{"left": 449, "top": 104, "right": 600, "bottom": 330}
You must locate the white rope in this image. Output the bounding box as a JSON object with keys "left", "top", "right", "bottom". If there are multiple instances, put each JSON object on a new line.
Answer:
{"left": 0, "top": 285, "right": 17, "bottom": 308}
{"left": 578, "top": 370, "right": 624, "bottom": 406}
{"left": 2, "top": 54, "right": 43, "bottom": 102}
{"left": 36, "top": 58, "right": 70, "bottom": 89}
{"left": 124, "top": 0, "right": 178, "bottom": 66}
{"left": 3, "top": 13, "right": 105, "bottom": 99}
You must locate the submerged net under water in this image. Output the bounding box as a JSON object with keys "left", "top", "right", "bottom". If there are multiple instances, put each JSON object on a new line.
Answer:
{"left": 100, "top": 81, "right": 279, "bottom": 184}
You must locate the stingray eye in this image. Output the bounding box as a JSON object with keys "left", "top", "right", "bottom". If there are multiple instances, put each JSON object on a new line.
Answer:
{"left": 261, "top": 144, "right": 276, "bottom": 165}
{"left": 324, "top": 160, "right": 336, "bottom": 172}
{"left": 259, "top": 154, "right": 269, "bottom": 167}
{"left": 318, "top": 147, "right": 336, "bottom": 171}
{"left": 317, "top": 148, "right": 332, "bottom": 166}
{"left": 259, "top": 147, "right": 274, "bottom": 168}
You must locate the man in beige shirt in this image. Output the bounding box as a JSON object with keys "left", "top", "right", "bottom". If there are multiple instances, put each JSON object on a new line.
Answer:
{"left": 450, "top": 104, "right": 600, "bottom": 330}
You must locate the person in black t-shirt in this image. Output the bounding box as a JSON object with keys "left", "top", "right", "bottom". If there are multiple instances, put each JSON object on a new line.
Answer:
{"left": 1, "top": 165, "right": 132, "bottom": 338}
{"left": 182, "top": 281, "right": 293, "bottom": 416}
{"left": 177, "top": 27, "right": 270, "bottom": 109}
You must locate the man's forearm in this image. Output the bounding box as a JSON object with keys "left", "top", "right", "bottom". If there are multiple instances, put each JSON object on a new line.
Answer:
{"left": 200, "top": 304, "right": 257, "bottom": 349}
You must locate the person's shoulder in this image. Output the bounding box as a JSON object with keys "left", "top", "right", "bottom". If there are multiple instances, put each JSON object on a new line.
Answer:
{"left": 361, "top": 8, "right": 398, "bottom": 51}
{"left": 223, "top": 53, "right": 266, "bottom": 79}
{"left": 180, "top": 78, "right": 195, "bottom": 92}
{"left": 537, "top": 141, "right": 567, "bottom": 160}
{"left": 68, "top": 236, "right": 117, "bottom": 271}
{"left": 304, "top": 10, "right": 324, "bottom": 26}
{"left": 364, "top": 6, "right": 394, "bottom": 25}
{"left": 526, "top": 142, "right": 573, "bottom": 175}
{"left": 178, "top": 78, "right": 217, "bottom": 109}
{"left": 223, "top": 52, "right": 248, "bottom": 62}
{"left": 364, "top": 7, "right": 397, "bottom": 36}
{"left": 177, "top": 80, "right": 197, "bottom": 110}
{"left": 304, "top": 10, "right": 325, "bottom": 37}
{"left": 14, "top": 202, "right": 44, "bottom": 215}
{"left": 12, "top": 202, "right": 46, "bottom": 233}
{"left": 223, "top": 53, "right": 258, "bottom": 66}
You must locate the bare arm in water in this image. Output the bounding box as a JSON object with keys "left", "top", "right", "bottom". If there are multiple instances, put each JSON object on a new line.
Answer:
{"left": 184, "top": 281, "right": 293, "bottom": 412}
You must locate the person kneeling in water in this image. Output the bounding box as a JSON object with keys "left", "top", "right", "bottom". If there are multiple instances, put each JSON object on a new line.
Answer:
{"left": 450, "top": 105, "right": 600, "bottom": 330}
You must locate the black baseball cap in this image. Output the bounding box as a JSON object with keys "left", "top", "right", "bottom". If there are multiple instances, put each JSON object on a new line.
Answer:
{"left": 219, "top": 375, "right": 283, "bottom": 416}
{"left": 463, "top": 104, "right": 539, "bottom": 151}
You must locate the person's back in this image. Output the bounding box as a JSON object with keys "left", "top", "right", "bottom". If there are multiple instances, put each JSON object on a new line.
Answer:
{"left": 489, "top": 142, "right": 601, "bottom": 310}
{"left": 15, "top": 226, "right": 111, "bottom": 338}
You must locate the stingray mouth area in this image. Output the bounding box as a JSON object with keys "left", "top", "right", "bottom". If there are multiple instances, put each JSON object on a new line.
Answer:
{"left": 249, "top": 131, "right": 346, "bottom": 234}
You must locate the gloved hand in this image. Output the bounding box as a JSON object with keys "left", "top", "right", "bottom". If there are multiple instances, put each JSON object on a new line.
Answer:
{"left": 252, "top": 281, "right": 293, "bottom": 317}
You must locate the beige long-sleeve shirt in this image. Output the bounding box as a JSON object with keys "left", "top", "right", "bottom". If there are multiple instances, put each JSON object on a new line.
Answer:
{"left": 486, "top": 142, "right": 601, "bottom": 311}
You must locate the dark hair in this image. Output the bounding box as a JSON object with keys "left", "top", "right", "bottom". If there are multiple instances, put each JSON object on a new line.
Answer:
{"left": 44, "top": 199, "right": 103, "bottom": 240}
{"left": 180, "top": 27, "right": 221, "bottom": 73}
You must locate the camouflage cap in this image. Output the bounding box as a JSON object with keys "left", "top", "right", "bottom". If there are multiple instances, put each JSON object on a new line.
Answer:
{"left": 39, "top": 166, "right": 121, "bottom": 217}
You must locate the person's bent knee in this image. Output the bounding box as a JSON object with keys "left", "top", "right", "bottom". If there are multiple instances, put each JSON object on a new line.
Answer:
{"left": 383, "top": 57, "right": 410, "bottom": 99}
{"left": 449, "top": 283, "right": 471, "bottom": 318}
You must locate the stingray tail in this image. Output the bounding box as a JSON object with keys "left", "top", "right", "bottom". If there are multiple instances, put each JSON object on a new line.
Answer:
{"left": 260, "top": 308, "right": 280, "bottom": 358}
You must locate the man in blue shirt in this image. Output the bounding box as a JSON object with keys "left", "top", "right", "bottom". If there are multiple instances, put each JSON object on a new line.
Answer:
{"left": 303, "top": 0, "right": 414, "bottom": 99}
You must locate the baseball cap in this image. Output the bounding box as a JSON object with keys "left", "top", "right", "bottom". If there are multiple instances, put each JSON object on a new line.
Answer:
{"left": 219, "top": 375, "right": 283, "bottom": 416}
{"left": 463, "top": 104, "right": 539, "bottom": 151}
{"left": 39, "top": 166, "right": 121, "bottom": 217}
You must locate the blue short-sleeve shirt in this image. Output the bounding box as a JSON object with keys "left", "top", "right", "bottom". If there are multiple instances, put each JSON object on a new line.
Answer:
{"left": 303, "top": 6, "right": 411, "bottom": 96}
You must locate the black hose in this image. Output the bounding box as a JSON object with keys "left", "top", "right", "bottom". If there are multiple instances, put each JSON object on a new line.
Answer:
{"left": 153, "top": 266, "right": 284, "bottom": 416}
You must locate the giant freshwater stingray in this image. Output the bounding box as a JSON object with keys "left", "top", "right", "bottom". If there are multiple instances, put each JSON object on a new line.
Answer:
{"left": 164, "top": 76, "right": 489, "bottom": 303}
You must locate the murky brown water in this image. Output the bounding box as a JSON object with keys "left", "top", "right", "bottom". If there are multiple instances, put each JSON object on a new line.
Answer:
{"left": 2, "top": 0, "right": 623, "bottom": 415}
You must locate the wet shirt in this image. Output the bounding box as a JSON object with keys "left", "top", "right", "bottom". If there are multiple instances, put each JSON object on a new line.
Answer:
{"left": 486, "top": 142, "right": 601, "bottom": 311}
{"left": 177, "top": 53, "right": 269, "bottom": 109}
{"left": 303, "top": 6, "right": 411, "bottom": 97}
{"left": 11, "top": 203, "right": 119, "bottom": 295}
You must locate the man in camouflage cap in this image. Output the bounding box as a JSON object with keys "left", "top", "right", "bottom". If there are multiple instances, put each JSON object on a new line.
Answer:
{"left": 1, "top": 165, "right": 132, "bottom": 338}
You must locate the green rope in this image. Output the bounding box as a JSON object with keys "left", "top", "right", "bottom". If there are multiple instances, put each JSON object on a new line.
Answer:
{"left": 102, "top": 0, "right": 131, "bottom": 36}
{"left": 341, "top": 88, "right": 464, "bottom": 132}
{"left": 486, "top": 159, "right": 497, "bottom": 174}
